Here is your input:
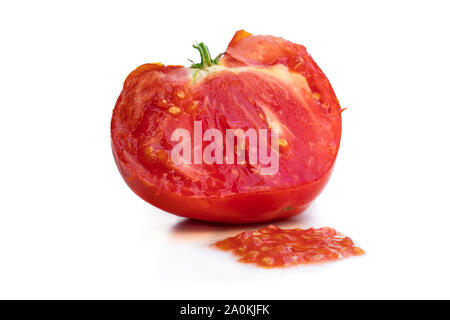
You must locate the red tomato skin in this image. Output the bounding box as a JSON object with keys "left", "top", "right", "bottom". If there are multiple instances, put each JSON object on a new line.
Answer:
{"left": 112, "top": 139, "right": 334, "bottom": 223}
{"left": 111, "top": 31, "right": 342, "bottom": 224}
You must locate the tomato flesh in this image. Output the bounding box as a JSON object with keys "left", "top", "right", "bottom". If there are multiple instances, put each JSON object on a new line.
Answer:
{"left": 111, "top": 30, "right": 342, "bottom": 223}
{"left": 214, "top": 225, "right": 364, "bottom": 267}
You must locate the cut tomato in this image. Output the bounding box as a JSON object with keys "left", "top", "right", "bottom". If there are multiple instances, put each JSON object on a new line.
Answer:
{"left": 111, "top": 30, "right": 342, "bottom": 223}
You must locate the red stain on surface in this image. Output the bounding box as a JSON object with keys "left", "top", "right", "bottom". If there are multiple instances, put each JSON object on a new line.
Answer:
{"left": 214, "top": 225, "right": 364, "bottom": 268}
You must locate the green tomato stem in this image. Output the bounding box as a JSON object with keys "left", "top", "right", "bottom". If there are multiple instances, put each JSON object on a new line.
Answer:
{"left": 191, "top": 42, "right": 223, "bottom": 69}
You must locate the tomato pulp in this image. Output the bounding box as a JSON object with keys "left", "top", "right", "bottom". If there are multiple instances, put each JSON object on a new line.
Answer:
{"left": 111, "top": 30, "right": 342, "bottom": 223}
{"left": 214, "top": 225, "right": 364, "bottom": 267}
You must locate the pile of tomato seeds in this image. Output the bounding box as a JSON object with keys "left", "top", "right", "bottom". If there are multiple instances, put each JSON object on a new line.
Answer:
{"left": 213, "top": 225, "right": 364, "bottom": 268}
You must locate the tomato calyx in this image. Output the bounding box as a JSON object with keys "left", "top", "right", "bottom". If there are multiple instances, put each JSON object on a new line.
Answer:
{"left": 190, "top": 42, "right": 224, "bottom": 69}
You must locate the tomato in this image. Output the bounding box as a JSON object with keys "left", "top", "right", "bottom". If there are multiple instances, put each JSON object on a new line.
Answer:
{"left": 111, "top": 30, "right": 342, "bottom": 223}
{"left": 214, "top": 225, "right": 364, "bottom": 267}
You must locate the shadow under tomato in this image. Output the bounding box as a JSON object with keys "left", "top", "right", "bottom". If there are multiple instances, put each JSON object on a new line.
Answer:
{"left": 169, "top": 204, "right": 319, "bottom": 242}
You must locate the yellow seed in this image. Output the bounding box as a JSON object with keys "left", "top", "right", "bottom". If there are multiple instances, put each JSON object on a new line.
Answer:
{"left": 144, "top": 146, "right": 153, "bottom": 157}
{"left": 176, "top": 90, "right": 186, "bottom": 99}
{"left": 245, "top": 250, "right": 259, "bottom": 261}
{"left": 279, "top": 138, "right": 289, "bottom": 148}
{"left": 144, "top": 146, "right": 157, "bottom": 161}
{"left": 168, "top": 106, "right": 181, "bottom": 115}
{"left": 312, "top": 92, "right": 321, "bottom": 100}
{"left": 261, "top": 257, "right": 274, "bottom": 266}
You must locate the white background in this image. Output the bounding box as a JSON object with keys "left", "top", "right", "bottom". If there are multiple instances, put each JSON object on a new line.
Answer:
{"left": 1, "top": 0, "right": 449, "bottom": 299}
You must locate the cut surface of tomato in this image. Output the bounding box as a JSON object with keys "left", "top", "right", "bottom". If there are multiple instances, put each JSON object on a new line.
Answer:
{"left": 214, "top": 225, "right": 364, "bottom": 267}
{"left": 111, "top": 30, "right": 342, "bottom": 223}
